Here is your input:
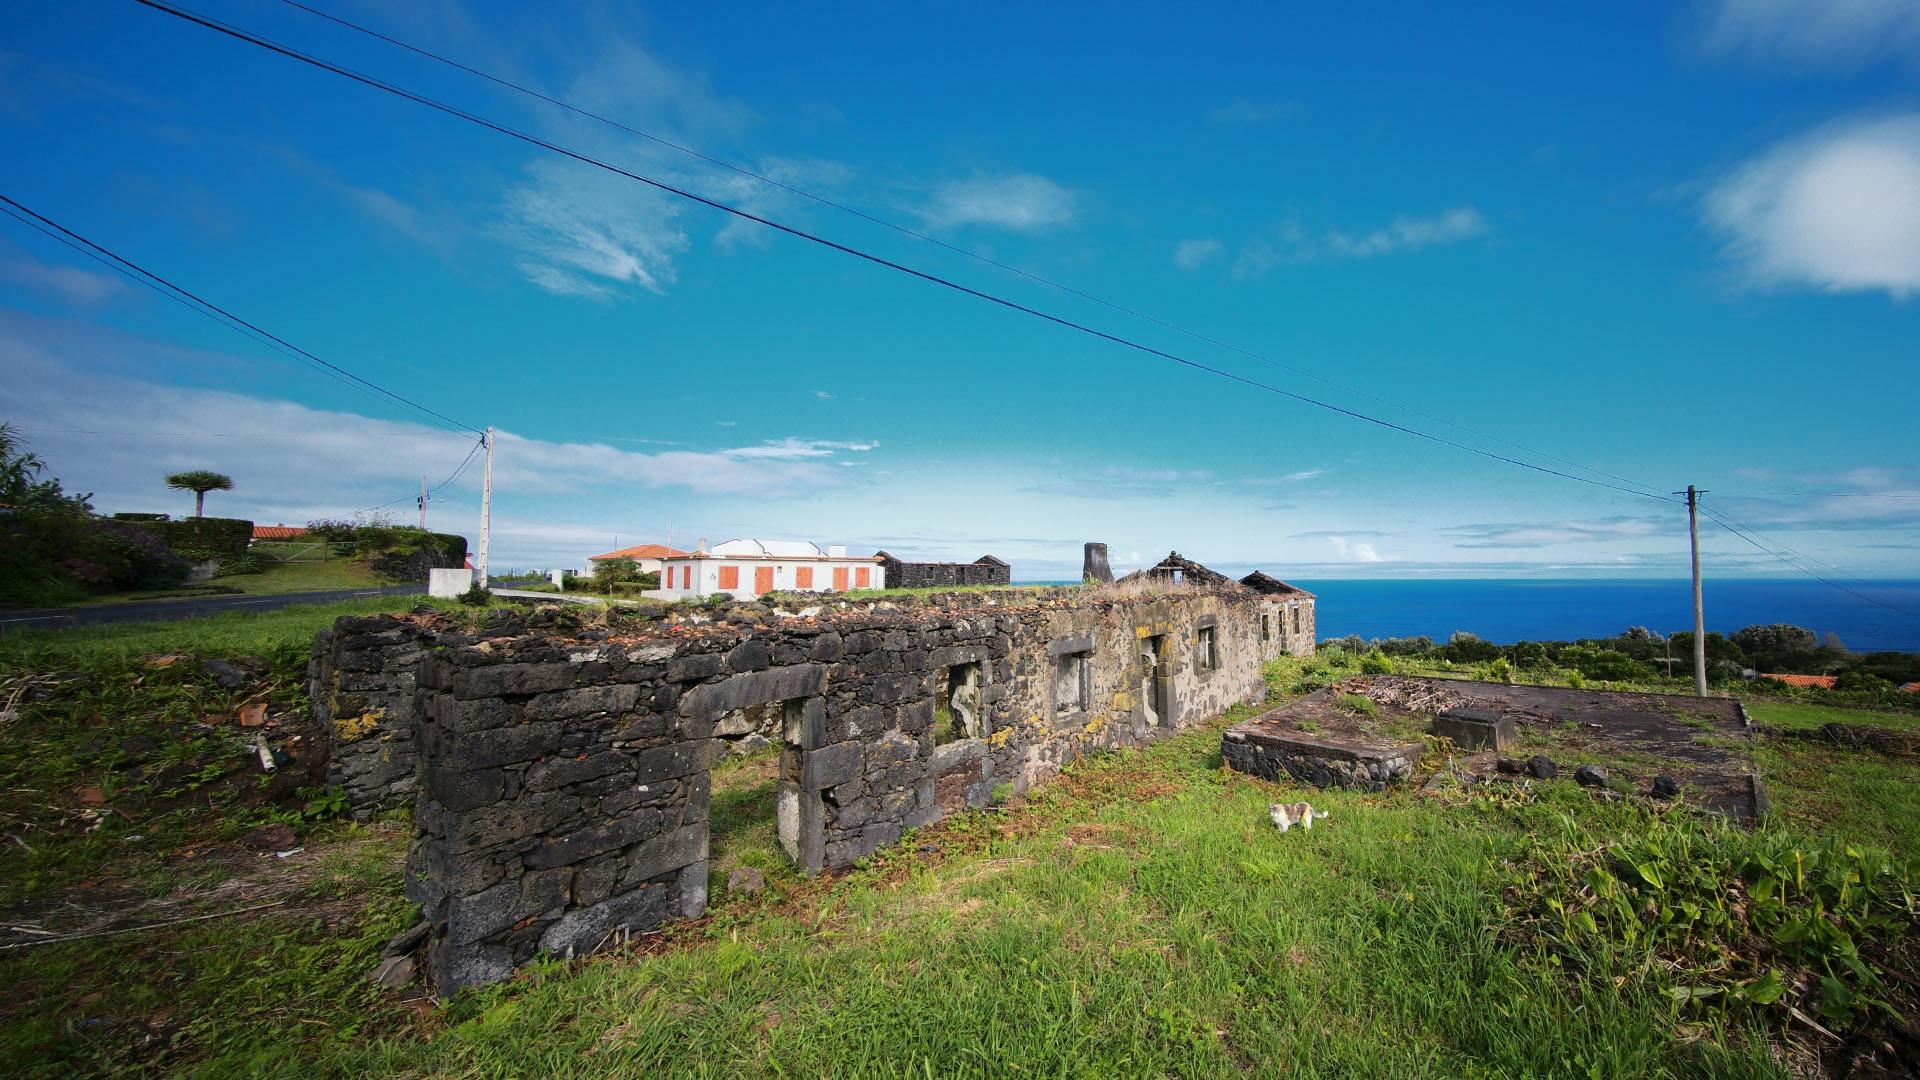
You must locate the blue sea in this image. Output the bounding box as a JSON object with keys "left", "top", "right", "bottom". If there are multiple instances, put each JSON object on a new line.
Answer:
{"left": 1290, "top": 579, "right": 1920, "bottom": 653}
{"left": 1016, "top": 578, "right": 1920, "bottom": 652}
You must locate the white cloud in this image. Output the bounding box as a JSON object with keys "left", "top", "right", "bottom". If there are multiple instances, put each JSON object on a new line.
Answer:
{"left": 922, "top": 174, "right": 1078, "bottom": 231}
{"left": 812, "top": 389, "right": 834, "bottom": 400}
{"left": 1328, "top": 536, "right": 1386, "bottom": 563}
{"left": 1325, "top": 207, "right": 1489, "bottom": 258}
{"left": 1442, "top": 517, "right": 1665, "bottom": 550}
{"left": 719, "top": 438, "right": 878, "bottom": 460}
{"left": 1174, "top": 238, "right": 1225, "bottom": 270}
{"left": 1701, "top": 0, "right": 1920, "bottom": 70}
{"left": 1704, "top": 113, "right": 1920, "bottom": 298}
{"left": 0, "top": 253, "right": 123, "bottom": 306}
{"left": 1233, "top": 208, "right": 1488, "bottom": 276}
{"left": 1282, "top": 467, "right": 1329, "bottom": 482}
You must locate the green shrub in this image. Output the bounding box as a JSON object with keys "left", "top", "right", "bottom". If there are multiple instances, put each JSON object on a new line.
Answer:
{"left": 1474, "top": 656, "right": 1516, "bottom": 684}
{"left": 1359, "top": 651, "right": 1393, "bottom": 675}
{"left": 458, "top": 583, "right": 491, "bottom": 607}
{"left": 110, "top": 512, "right": 169, "bottom": 522}
{"left": 144, "top": 516, "right": 253, "bottom": 561}
{"left": 1337, "top": 692, "right": 1378, "bottom": 717}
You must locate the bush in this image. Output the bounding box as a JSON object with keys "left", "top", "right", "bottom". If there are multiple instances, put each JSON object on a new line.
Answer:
{"left": 143, "top": 516, "right": 253, "bottom": 561}
{"left": 1474, "top": 656, "right": 1516, "bottom": 684}
{"left": 458, "top": 582, "right": 491, "bottom": 607}
{"left": 110, "top": 512, "right": 169, "bottom": 522}
{"left": 1442, "top": 631, "right": 1502, "bottom": 663}
{"left": 1359, "top": 651, "right": 1393, "bottom": 675}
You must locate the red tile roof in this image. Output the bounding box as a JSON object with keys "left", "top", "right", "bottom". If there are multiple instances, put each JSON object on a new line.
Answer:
{"left": 252, "top": 525, "right": 308, "bottom": 540}
{"left": 1899, "top": 682, "right": 1920, "bottom": 694}
{"left": 1759, "top": 673, "right": 1838, "bottom": 689}
{"left": 588, "top": 543, "right": 689, "bottom": 562}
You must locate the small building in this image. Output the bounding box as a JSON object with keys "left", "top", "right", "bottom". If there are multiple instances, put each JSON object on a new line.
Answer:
{"left": 586, "top": 543, "right": 689, "bottom": 576}
{"left": 873, "top": 551, "right": 1011, "bottom": 589}
{"left": 657, "top": 539, "right": 884, "bottom": 600}
{"left": 252, "top": 524, "right": 309, "bottom": 541}
{"left": 1239, "top": 571, "right": 1317, "bottom": 659}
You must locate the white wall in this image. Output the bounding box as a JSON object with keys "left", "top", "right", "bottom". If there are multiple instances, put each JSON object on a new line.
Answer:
{"left": 656, "top": 557, "right": 883, "bottom": 600}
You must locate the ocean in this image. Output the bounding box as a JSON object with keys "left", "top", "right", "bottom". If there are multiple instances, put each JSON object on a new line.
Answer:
{"left": 1012, "top": 578, "right": 1920, "bottom": 651}
{"left": 1290, "top": 579, "right": 1920, "bottom": 653}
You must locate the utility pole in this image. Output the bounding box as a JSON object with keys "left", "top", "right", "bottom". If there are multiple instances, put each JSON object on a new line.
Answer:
{"left": 1678, "top": 484, "right": 1709, "bottom": 697}
{"left": 478, "top": 427, "right": 494, "bottom": 588}
{"left": 418, "top": 474, "right": 428, "bottom": 530}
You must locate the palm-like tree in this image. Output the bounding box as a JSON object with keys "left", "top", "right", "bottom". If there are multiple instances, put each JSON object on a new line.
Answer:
{"left": 165, "top": 470, "right": 233, "bottom": 518}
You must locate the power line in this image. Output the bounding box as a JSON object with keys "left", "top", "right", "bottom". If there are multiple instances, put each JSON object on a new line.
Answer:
{"left": 355, "top": 433, "right": 484, "bottom": 513}
{"left": 1702, "top": 501, "right": 1892, "bottom": 589}
{"left": 276, "top": 0, "right": 1670, "bottom": 503}
{"left": 1697, "top": 505, "right": 1920, "bottom": 621}
{"left": 1714, "top": 489, "right": 1920, "bottom": 499}
{"left": 125, "top": 0, "right": 1676, "bottom": 506}
{"left": 0, "top": 194, "right": 482, "bottom": 437}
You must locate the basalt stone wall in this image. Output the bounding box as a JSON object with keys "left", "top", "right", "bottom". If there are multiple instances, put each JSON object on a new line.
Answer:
{"left": 875, "top": 554, "right": 1012, "bottom": 590}
{"left": 309, "top": 615, "right": 439, "bottom": 818}
{"left": 319, "top": 585, "right": 1269, "bottom": 994}
{"left": 1253, "top": 598, "right": 1317, "bottom": 662}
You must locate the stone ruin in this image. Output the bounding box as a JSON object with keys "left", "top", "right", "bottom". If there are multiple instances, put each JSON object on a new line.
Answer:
{"left": 308, "top": 566, "right": 1318, "bottom": 995}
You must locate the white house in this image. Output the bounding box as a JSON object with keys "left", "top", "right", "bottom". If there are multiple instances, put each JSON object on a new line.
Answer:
{"left": 657, "top": 539, "right": 885, "bottom": 600}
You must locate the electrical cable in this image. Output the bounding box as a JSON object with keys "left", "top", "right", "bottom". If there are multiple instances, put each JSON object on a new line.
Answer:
{"left": 355, "top": 433, "right": 485, "bottom": 513}
{"left": 1697, "top": 506, "right": 1920, "bottom": 620}
{"left": 275, "top": 0, "right": 1671, "bottom": 502}
{"left": 124, "top": 0, "right": 1678, "bottom": 505}
{"left": 0, "top": 194, "right": 483, "bottom": 437}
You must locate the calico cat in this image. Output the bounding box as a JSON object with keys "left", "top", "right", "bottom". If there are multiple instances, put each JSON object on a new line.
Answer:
{"left": 1269, "top": 801, "right": 1328, "bottom": 833}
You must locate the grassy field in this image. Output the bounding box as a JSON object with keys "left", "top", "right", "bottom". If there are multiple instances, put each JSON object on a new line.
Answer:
{"left": 62, "top": 541, "right": 389, "bottom": 607}
{"left": 0, "top": 627, "right": 1914, "bottom": 1077}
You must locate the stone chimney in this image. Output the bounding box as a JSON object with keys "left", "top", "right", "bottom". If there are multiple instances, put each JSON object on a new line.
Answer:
{"left": 1083, "top": 542, "right": 1113, "bottom": 584}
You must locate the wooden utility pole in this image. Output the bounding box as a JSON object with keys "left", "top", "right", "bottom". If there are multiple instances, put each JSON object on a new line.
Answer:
{"left": 1681, "top": 484, "right": 1708, "bottom": 696}
{"left": 418, "top": 474, "right": 428, "bottom": 530}
{"left": 478, "top": 427, "right": 493, "bottom": 587}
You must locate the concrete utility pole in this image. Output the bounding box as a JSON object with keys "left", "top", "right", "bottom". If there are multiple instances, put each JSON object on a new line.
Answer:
{"left": 1680, "top": 484, "right": 1708, "bottom": 696}
{"left": 418, "top": 474, "right": 428, "bottom": 530}
{"left": 478, "top": 427, "right": 494, "bottom": 587}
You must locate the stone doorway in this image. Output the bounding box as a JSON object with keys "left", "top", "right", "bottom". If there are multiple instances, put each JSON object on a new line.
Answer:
{"left": 930, "top": 661, "right": 985, "bottom": 745}
{"left": 1141, "top": 634, "right": 1171, "bottom": 728}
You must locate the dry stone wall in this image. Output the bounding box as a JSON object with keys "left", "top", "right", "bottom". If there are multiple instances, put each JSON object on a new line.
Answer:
{"left": 311, "top": 585, "right": 1271, "bottom": 994}
{"left": 309, "top": 615, "right": 437, "bottom": 818}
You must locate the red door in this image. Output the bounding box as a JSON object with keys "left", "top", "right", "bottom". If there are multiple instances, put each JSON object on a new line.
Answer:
{"left": 754, "top": 566, "right": 774, "bottom": 594}
{"left": 832, "top": 566, "right": 849, "bottom": 591}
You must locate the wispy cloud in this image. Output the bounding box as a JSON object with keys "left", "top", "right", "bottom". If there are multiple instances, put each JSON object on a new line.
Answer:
{"left": 0, "top": 252, "right": 123, "bottom": 306}
{"left": 922, "top": 174, "right": 1078, "bottom": 231}
{"left": 1704, "top": 112, "right": 1920, "bottom": 299}
{"left": 1209, "top": 99, "right": 1307, "bottom": 125}
{"left": 1021, "top": 465, "right": 1212, "bottom": 500}
{"left": 1174, "top": 238, "right": 1225, "bottom": 271}
{"left": 720, "top": 437, "right": 878, "bottom": 460}
{"left": 1234, "top": 208, "right": 1489, "bottom": 276}
{"left": 1699, "top": 0, "right": 1920, "bottom": 71}
{"left": 1441, "top": 516, "right": 1665, "bottom": 550}
{"left": 1283, "top": 467, "right": 1329, "bottom": 482}
{"left": 812, "top": 389, "right": 834, "bottom": 400}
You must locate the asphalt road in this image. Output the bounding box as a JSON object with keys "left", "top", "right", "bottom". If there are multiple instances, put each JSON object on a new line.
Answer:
{"left": 0, "top": 584, "right": 427, "bottom": 632}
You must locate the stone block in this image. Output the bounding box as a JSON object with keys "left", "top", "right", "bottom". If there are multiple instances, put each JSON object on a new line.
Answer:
{"left": 1432, "top": 708, "right": 1514, "bottom": 751}
{"left": 726, "top": 639, "right": 771, "bottom": 672}
{"left": 525, "top": 683, "right": 644, "bottom": 721}
{"left": 633, "top": 741, "right": 711, "bottom": 785}
{"left": 666, "top": 653, "right": 726, "bottom": 682}
{"left": 525, "top": 752, "right": 629, "bottom": 792}
{"left": 678, "top": 664, "right": 828, "bottom": 718}
{"left": 537, "top": 882, "right": 670, "bottom": 958}
{"left": 426, "top": 766, "right": 506, "bottom": 813}
{"left": 801, "top": 742, "right": 864, "bottom": 791}
{"left": 619, "top": 822, "right": 709, "bottom": 886}
{"left": 443, "top": 722, "right": 563, "bottom": 769}
{"left": 453, "top": 663, "right": 578, "bottom": 700}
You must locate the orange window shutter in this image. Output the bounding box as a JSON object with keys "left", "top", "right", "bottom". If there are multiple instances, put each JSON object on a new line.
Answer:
{"left": 796, "top": 566, "right": 813, "bottom": 588}
{"left": 754, "top": 567, "right": 773, "bottom": 593}
{"left": 833, "top": 566, "right": 848, "bottom": 590}
{"left": 855, "top": 567, "right": 871, "bottom": 587}
{"left": 718, "top": 565, "right": 738, "bottom": 589}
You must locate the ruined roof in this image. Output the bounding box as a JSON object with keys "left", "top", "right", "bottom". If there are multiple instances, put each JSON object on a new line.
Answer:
{"left": 1239, "top": 571, "right": 1316, "bottom": 599}
{"left": 1136, "top": 551, "right": 1234, "bottom": 586}
{"left": 588, "top": 543, "right": 689, "bottom": 562}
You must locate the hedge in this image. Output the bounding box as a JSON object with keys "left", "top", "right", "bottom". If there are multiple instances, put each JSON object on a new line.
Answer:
{"left": 143, "top": 516, "right": 254, "bottom": 560}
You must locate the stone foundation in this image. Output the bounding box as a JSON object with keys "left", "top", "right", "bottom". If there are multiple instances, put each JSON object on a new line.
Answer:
{"left": 1220, "top": 728, "right": 1423, "bottom": 791}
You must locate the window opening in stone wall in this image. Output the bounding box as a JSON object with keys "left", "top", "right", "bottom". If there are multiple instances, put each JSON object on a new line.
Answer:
{"left": 712, "top": 698, "right": 805, "bottom": 893}
{"left": 1292, "top": 606, "right": 1301, "bottom": 635}
{"left": 1054, "top": 651, "right": 1089, "bottom": 718}
{"left": 1261, "top": 613, "right": 1271, "bottom": 642}
{"left": 1141, "top": 634, "right": 1170, "bottom": 726}
{"left": 1196, "top": 626, "right": 1217, "bottom": 671}
{"left": 932, "top": 661, "right": 984, "bottom": 744}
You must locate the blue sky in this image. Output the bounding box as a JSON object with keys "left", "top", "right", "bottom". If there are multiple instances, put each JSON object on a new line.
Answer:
{"left": 1, "top": 0, "right": 1917, "bottom": 581}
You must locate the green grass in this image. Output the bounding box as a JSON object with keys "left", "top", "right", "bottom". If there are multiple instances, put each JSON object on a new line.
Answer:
{"left": 0, "top": 596, "right": 457, "bottom": 669}
{"left": 1744, "top": 700, "right": 1920, "bottom": 733}
{"left": 2, "top": 635, "right": 1914, "bottom": 1077}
